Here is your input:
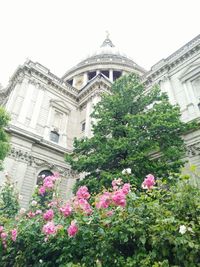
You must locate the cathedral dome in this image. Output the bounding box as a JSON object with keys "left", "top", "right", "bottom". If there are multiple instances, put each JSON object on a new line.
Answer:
{"left": 62, "top": 35, "right": 146, "bottom": 89}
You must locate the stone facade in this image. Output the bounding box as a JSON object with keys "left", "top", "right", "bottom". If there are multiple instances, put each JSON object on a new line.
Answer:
{"left": 0, "top": 35, "right": 200, "bottom": 207}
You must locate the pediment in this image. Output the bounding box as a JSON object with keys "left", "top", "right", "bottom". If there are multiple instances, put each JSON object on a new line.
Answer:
{"left": 179, "top": 62, "right": 200, "bottom": 82}
{"left": 81, "top": 73, "right": 112, "bottom": 90}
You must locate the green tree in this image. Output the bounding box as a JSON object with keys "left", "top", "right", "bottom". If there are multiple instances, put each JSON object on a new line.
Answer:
{"left": 66, "top": 74, "right": 196, "bottom": 193}
{"left": 0, "top": 106, "right": 10, "bottom": 170}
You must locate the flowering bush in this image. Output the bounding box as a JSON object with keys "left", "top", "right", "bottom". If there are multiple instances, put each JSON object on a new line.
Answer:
{"left": 0, "top": 172, "right": 200, "bottom": 267}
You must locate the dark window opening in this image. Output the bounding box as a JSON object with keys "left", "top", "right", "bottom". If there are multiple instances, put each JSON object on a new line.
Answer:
{"left": 37, "top": 170, "right": 53, "bottom": 185}
{"left": 50, "top": 131, "right": 59, "bottom": 143}
{"left": 101, "top": 70, "right": 109, "bottom": 78}
{"left": 198, "top": 103, "right": 200, "bottom": 110}
{"left": 68, "top": 79, "right": 73, "bottom": 86}
{"left": 88, "top": 71, "right": 96, "bottom": 80}
{"left": 82, "top": 122, "right": 86, "bottom": 132}
{"left": 113, "top": 71, "right": 122, "bottom": 81}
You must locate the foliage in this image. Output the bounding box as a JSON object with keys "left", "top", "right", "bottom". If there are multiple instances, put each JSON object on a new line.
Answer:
{"left": 0, "top": 106, "right": 10, "bottom": 170}
{"left": 0, "top": 172, "right": 200, "bottom": 267}
{"left": 0, "top": 175, "right": 20, "bottom": 224}
{"left": 66, "top": 74, "right": 197, "bottom": 193}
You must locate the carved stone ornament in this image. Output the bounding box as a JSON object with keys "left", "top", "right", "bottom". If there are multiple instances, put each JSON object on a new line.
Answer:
{"left": 8, "top": 146, "right": 73, "bottom": 177}
{"left": 8, "top": 147, "right": 33, "bottom": 165}
{"left": 187, "top": 142, "right": 200, "bottom": 157}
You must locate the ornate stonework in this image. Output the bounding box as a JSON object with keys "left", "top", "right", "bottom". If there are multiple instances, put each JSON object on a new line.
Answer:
{"left": 187, "top": 142, "right": 200, "bottom": 157}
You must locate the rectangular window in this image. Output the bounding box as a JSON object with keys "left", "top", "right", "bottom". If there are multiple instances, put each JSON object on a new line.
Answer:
{"left": 81, "top": 121, "right": 86, "bottom": 132}
{"left": 50, "top": 131, "right": 59, "bottom": 143}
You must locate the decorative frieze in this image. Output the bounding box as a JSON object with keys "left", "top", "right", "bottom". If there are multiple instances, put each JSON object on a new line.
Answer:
{"left": 187, "top": 142, "right": 200, "bottom": 157}
{"left": 8, "top": 146, "right": 73, "bottom": 177}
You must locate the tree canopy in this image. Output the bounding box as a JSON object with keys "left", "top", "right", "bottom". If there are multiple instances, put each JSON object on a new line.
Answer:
{"left": 66, "top": 74, "right": 195, "bottom": 193}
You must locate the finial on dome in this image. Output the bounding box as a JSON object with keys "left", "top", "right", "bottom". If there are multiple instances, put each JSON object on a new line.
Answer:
{"left": 101, "top": 31, "right": 115, "bottom": 48}
{"left": 106, "top": 30, "right": 110, "bottom": 39}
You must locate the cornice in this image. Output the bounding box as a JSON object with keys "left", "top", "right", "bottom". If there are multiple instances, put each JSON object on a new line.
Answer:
{"left": 143, "top": 34, "right": 200, "bottom": 86}
{"left": 22, "top": 62, "right": 79, "bottom": 100}
{"left": 6, "top": 124, "right": 72, "bottom": 154}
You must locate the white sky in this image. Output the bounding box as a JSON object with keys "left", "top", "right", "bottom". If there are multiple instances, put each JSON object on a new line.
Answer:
{"left": 0, "top": 0, "right": 200, "bottom": 86}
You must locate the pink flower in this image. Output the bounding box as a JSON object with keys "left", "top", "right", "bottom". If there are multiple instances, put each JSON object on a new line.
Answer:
{"left": 48, "top": 200, "right": 58, "bottom": 208}
{"left": 1, "top": 232, "right": 7, "bottom": 240}
{"left": 106, "top": 210, "right": 114, "bottom": 217}
{"left": 42, "top": 222, "right": 57, "bottom": 236}
{"left": 74, "top": 198, "right": 92, "bottom": 215}
{"left": 67, "top": 221, "right": 78, "bottom": 237}
{"left": 60, "top": 203, "right": 73, "bottom": 217}
{"left": 43, "top": 177, "right": 54, "bottom": 189}
{"left": 35, "top": 209, "right": 42, "bottom": 215}
{"left": 11, "top": 229, "right": 17, "bottom": 242}
{"left": 43, "top": 209, "right": 54, "bottom": 221}
{"left": 112, "top": 190, "right": 126, "bottom": 207}
{"left": 0, "top": 226, "right": 4, "bottom": 233}
{"left": 76, "top": 186, "right": 90, "bottom": 200}
{"left": 122, "top": 183, "right": 131, "bottom": 195}
{"left": 142, "top": 174, "right": 155, "bottom": 189}
{"left": 27, "top": 211, "right": 35, "bottom": 218}
{"left": 39, "top": 186, "right": 46, "bottom": 195}
{"left": 96, "top": 192, "right": 111, "bottom": 209}
{"left": 112, "top": 178, "right": 122, "bottom": 190}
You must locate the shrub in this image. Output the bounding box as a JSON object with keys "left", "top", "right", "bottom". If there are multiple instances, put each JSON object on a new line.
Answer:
{"left": 0, "top": 172, "right": 200, "bottom": 267}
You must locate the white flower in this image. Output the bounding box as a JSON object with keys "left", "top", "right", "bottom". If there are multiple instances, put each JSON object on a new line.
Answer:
{"left": 18, "top": 194, "right": 23, "bottom": 200}
{"left": 31, "top": 200, "right": 37, "bottom": 206}
{"left": 39, "top": 259, "right": 43, "bottom": 263}
{"left": 122, "top": 168, "right": 131, "bottom": 175}
{"left": 179, "top": 225, "right": 187, "bottom": 234}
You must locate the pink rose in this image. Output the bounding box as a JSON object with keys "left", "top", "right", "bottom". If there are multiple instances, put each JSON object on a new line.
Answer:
{"left": 96, "top": 192, "right": 111, "bottom": 209}
{"left": 112, "top": 178, "right": 122, "bottom": 189}
{"left": 67, "top": 221, "right": 78, "bottom": 237}
{"left": 76, "top": 186, "right": 90, "bottom": 200}
{"left": 42, "top": 222, "right": 57, "bottom": 236}
{"left": 39, "top": 186, "right": 46, "bottom": 196}
{"left": 112, "top": 190, "right": 126, "bottom": 207}
{"left": 60, "top": 203, "right": 73, "bottom": 217}
{"left": 122, "top": 183, "right": 131, "bottom": 195}
{"left": 43, "top": 209, "right": 54, "bottom": 221}
{"left": 0, "top": 226, "right": 4, "bottom": 233}
{"left": 27, "top": 211, "right": 35, "bottom": 218}
{"left": 1, "top": 232, "right": 7, "bottom": 240}
{"left": 43, "top": 177, "right": 54, "bottom": 189}
{"left": 142, "top": 174, "right": 155, "bottom": 189}
{"left": 35, "top": 209, "right": 42, "bottom": 215}
{"left": 11, "top": 229, "right": 17, "bottom": 242}
{"left": 73, "top": 197, "right": 92, "bottom": 215}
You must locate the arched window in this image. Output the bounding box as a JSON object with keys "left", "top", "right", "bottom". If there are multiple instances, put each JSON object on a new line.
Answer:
{"left": 37, "top": 170, "right": 53, "bottom": 185}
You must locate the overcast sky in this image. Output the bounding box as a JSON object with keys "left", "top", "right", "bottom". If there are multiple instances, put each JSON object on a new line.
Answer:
{"left": 0, "top": 0, "right": 200, "bottom": 86}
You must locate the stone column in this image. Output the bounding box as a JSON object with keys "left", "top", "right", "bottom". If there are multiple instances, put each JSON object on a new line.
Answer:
{"left": 83, "top": 72, "right": 88, "bottom": 86}
{"left": 29, "top": 85, "right": 45, "bottom": 129}
{"left": 85, "top": 100, "right": 92, "bottom": 137}
{"left": 161, "top": 75, "right": 177, "bottom": 105}
{"left": 18, "top": 81, "right": 34, "bottom": 124}
{"left": 109, "top": 69, "right": 113, "bottom": 82}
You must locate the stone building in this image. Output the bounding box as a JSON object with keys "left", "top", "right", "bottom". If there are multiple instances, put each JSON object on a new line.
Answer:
{"left": 0, "top": 34, "right": 200, "bottom": 207}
